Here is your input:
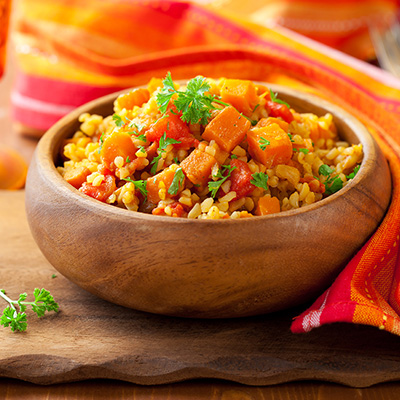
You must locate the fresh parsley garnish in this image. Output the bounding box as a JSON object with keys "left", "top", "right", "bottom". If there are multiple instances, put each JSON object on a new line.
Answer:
{"left": 250, "top": 172, "right": 269, "bottom": 190}
{"left": 113, "top": 114, "right": 125, "bottom": 127}
{"left": 318, "top": 164, "right": 343, "bottom": 195}
{"left": 259, "top": 137, "right": 270, "bottom": 151}
{"left": 168, "top": 168, "right": 185, "bottom": 195}
{"left": 157, "top": 73, "right": 216, "bottom": 125}
{"left": 269, "top": 89, "right": 290, "bottom": 109}
{"left": 287, "top": 133, "right": 295, "bottom": 142}
{"left": 122, "top": 177, "right": 148, "bottom": 200}
{"left": 128, "top": 120, "right": 146, "bottom": 132}
{"left": 156, "top": 72, "right": 257, "bottom": 126}
{"left": 346, "top": 165, "right": 360, "bottom": 180}
{"left": 126, "top": 156, "right": 131, "bottom": 163}
{"left": 0, "top": 288, "right": 59, "bottom": 332}
{"left": 150, "top": 132, "right": 181, "bottom": 174}
{"left": 208, "top": 164, "right": 236, "bottom": 198}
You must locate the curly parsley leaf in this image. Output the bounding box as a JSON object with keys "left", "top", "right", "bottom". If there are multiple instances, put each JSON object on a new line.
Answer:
{"left": 208, "top": 165, "right": 236, "bottom": 198}
{"left": 0, "top": 288, "right": 59, "bottom": 332}
{"left": 293, "top": 148, "right": 309, "bottom": 154}
{"left": 269, "top": 89, "right": 290, "bottom": 109}
{"left": 250, "top": 172, "right": 269, "bottom": 191}
{"left": 168, "top": 168, "right": 185, "bottom": 195}
{"left": 318, "top": 164, "right": 334, "bottom": 176}
{"left": 156, "top": 72, "right": 177, "bottom": 113}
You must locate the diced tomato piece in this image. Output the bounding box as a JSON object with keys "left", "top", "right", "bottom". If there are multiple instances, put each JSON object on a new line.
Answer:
{"left": 151, "top": 201, "right": 187, "bottom": 218}
{"left": 79, "top": 174, "right": 116, "bottom": 202}
{"left": 146, "top": 114, "right": 198, "bottom": 150}
{"left": 229, "top": 159, "right": 255, "bottom": 199}
{"left": 266, "top": 101, "right": 294, "bottom": 123}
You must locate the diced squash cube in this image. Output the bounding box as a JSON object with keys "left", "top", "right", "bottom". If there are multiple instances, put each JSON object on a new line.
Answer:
{"left": 220, "top": 79, "right": 259, "bottom": 116}
{"left": 202, "top": 107, "right": 250, "bottom": 153}
{"left": 254, "top": 195, "right": 280, "bottom": 216}
{"left": 64, "top": 165, "right": 91, "bottom": 189}
{"left": 256, "top": 117, "right": 289, "bottom": 132}
{"left": 100, "top": 131, "right": 137, "bottom": 170}
{"left": 247, "top": 123, "right": 293, "bottom": 168}
{"left": 115, "top": 88, "right": 150, "bottom": 110}
{"left": 146, "top": 166, "right": 185, "bottom": 204}
{"left": 180, "top": 149, "right": 217, "bottom": 186}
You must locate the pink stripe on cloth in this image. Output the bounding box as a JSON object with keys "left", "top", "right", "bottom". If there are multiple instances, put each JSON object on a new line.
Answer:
{"left": 14, "top": 73, "right": 125, "bottom": 106}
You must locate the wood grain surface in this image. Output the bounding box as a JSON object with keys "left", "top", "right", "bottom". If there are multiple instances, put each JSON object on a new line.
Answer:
{"left": 1, "top": 190, "right": 400, "bottom": 389}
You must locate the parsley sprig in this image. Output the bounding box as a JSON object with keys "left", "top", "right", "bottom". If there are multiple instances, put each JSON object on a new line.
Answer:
{"left": 0, "top": 288, "right": 59, "bottom": 332}
{"left": 208, "top": 165, "right": 236, "bottom": 198}
{"left": 156, "top": 73, "right": 257, "bottom": 126}
{"left": 150, "top": 132, "right": 181, "bottom": 174}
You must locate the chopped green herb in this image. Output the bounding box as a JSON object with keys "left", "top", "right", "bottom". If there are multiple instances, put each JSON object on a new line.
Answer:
{"left": 208, "top": 165, "right": 236, "bottom": 198}
{"left": 346, "top": 164, "right": 360, "bottom": 180}
{"left": 168, "top": 168, "right": 185, "bottom": 195}
{"left": 259, "top": 137, "right": 270, "bottom": 151}
{"left": 230, "top": 154, "right": 238, "bottom": 159}
{"left": 173, "top": 157, "right": 180, "bottom": 164}
{"left": 51, "top": 274, "right": 57, "bottom": 279}
{"left": 98, "top": 131, "right": 105, "bottom": 154}
{"left": 293, "top": 148, "right": 309, "bottom": 154}
{"left": 318, "top": 164, "right": 343, "bottom": 195}
{"left": 250, "top": 172, "right": 269, "bottom": 191}
{"left": 252, "top": 104, "right": 260, "bottom": 113}
{"left": 150, "top": 132, "right": 181, "bottom": 174}
{"left": 126, "top": 156, "right": 131, "bottom": 163}
{"left": 137, "top": 146, "right": 146, "bottom": 154}
{"left": 318, "top": 164, "right": 334, "bottom": 177}
{"left": 128, "top": 120, "right": 146, "bottom": 132}
{"left": 0, "top": 288, "right": 59, "bottom": 332}
{"left": 269, "top": 89, "right": 290, "bottom": 109}
{"left": 287, "top": 133, "right": 295, "bottom": 143}
{"left": 112, "top": 114, "right": 125, "bottom": 127}
{"left": 122, "top": 177, "right": 148, "bottom": 200}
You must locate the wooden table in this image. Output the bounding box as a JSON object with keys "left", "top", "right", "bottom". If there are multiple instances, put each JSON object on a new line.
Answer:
{"left": 2, "top": 53, "right": 400, "bottom": 400}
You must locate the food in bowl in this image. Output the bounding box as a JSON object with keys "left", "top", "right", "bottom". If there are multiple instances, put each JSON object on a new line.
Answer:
{"left": 57, "top": 74, "right": 363, "bottom": 219}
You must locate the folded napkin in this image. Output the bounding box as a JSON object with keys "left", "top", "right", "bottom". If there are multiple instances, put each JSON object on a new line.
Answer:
{"left": 9, "top": 0, "right": 400, "bottom": 335}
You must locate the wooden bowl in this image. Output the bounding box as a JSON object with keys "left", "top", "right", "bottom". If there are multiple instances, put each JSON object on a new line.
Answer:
{"left": 25, "top": 84, "right": 391, "bottom": 318}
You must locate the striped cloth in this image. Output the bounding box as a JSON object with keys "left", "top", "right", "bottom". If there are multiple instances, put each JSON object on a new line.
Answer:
{"left": 10, "top": 0, "right": 400, "bottom": 335}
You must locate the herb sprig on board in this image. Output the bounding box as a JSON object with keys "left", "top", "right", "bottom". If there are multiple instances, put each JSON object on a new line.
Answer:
{"left": 0, "top": 288, "right": 59, "bottom": 332}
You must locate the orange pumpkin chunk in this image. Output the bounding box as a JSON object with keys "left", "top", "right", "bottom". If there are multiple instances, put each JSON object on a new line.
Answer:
{"left": 146, "top": 166, "right": 184, "bottom": 204}
{"left": 180, "top": 149, "right": 217, "bottom": 186}
{"left": 254, "top": 195, "right": 280, "bottom": 216}
{"left": 115, "top": 88, "right": 150, "bottom": 110}
{"left": 64, "top": 165, "right": 91, "bottom": 189}
{"left": 100, "top": 131, "right": 137, "bottom": 170}
{"left": 220, "top": 79, "right": 259, "bottom": 116}
{"left": 247, "top": 123, "right": 293, "bottom": 168}
{"left": 202, "top": 107, "right": 250, "bottom": 153}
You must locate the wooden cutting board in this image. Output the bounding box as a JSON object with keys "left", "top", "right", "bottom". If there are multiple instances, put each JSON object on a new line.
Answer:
{"left": 2, "top": 190, "right": 400, "bottom": 388}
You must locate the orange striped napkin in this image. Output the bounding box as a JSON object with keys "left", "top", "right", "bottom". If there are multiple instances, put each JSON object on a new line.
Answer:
{"left": 9, "top": 0, "right": 400, "bottom": 335}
